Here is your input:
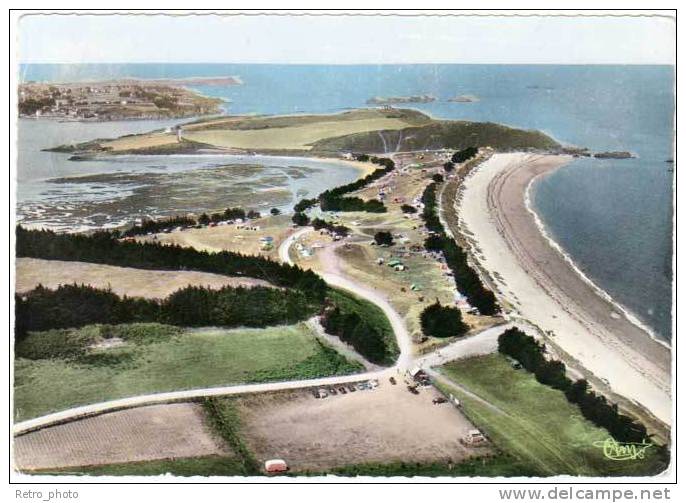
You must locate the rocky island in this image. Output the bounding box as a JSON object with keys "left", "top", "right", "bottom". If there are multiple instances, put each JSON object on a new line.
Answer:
{"left": 366, "top": 95, "right": 436, "bottom": 105}
{"left": 593, "top": 151, "right": 635, "bottom": 159}
{"left": 447, "top": 94, "right": 480, "bottom": 103}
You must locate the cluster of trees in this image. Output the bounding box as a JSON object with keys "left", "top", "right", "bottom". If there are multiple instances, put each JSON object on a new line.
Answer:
{"left": 373, "top": 231, "right": 394, "bottom": 246}
{"left": 420, "top": 301, "right": 469, "bottom": 338}
{"left": 290, "top": 156, "right": 396, "bottom": 225}
{"left": 197, "top": 208, "right": 260, "bottom": 225}
{"left": 293, "top": 197, "right": 318, "bottom": 213}
{"left": 122, "top": 206, "right": 261, "bottom": 237}
{"left": 443, "top": 161, "right": 455, "bottom": 173}
{"left": 420, "top": 183, "right": 499, "bottom": 315}
{"left": 324, "top": 156, "right": 395, "bottom": 198}
{"left": 15, "top": 283, "right": 317, "bottom": 339}
{"left": 292, "top": 212, "right": 311, "bottom": 226}
{"left": 400, "top": 204, "right": 417, "bottom": 214}
{"left": 498, "top": 328, "right": 650, "bottom": 444}
{"left": 451, "top": 146, "right": 479, "bottom": 164}
{"left": 320, "top": 306, "right": 388, "bottom": 365}
{"left": 319, "top": 194, "right": 386, "bottom": 213}
{"left": 122, "top": 215, "right": 197, "bottom": 237}
{"left": 432, "top": 173, "right": 444, "bottom": 183}
{"left": 16, "top": 227, "right": 327, "bottom": 299}
{"left": 311, "top": 218, "right": 350, "bottom": 237}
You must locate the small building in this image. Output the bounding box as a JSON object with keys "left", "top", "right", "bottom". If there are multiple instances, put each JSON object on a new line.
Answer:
{"left": 265, "top": 459, "right": 288, "bottom": 473}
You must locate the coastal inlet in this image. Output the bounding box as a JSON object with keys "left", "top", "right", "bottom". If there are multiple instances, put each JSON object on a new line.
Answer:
{"left": 17, "top": 153, "right": 364, "bottom": 232}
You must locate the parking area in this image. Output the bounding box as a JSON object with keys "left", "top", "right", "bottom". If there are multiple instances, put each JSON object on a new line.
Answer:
{"left": 233, "top": 375, "right": 491, "bottom": 472}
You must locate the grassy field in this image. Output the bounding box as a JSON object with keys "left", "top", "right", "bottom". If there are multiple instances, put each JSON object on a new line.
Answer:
{"left": 58, "top": 455, "right": 532, "bottom": 478}
{"left": 142, "top": 214, "right": 294, "bottom": 260}
{"left": 14, "top": 322, "right": 362, "bottom": 421}
{"left": 437, "top": 355, "right": 667, "bottom": 477}
{"left": 33, "top": 455, "right": 247, "bottom": 477}
{"left": 183, "top": 118, "right": 413, "bottom": 151}
{"left": 183, "top": 108, "right": 431, "bottom": 131}
{"left": 311, "top": 120, "right": 560, "bottom": 153}
{"left": 316, "top": 455, "right": 538, "bottom": 477}
{"left": 311, "top": 161, "right": 502, "bottom": 349}
{"left": 16, "top": 258, "right": 272, "bottom": 299}
{"left": 100, "top": 131, "right": 179, "bottom": 152}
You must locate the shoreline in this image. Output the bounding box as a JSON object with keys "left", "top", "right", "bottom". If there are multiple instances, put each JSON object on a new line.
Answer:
{"left": 524, "top": 174, "right": 670, "bottom": 349}
{"left": 17, "top": 153, "right": 376, "bottom": 233}
{"left": 455, "top": 153, "right": 671, "bottom": 426}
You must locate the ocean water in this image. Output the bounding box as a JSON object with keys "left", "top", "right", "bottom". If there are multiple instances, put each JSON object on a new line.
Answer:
{"left": 18, "top": 64, "right": 674, "bottom": 340}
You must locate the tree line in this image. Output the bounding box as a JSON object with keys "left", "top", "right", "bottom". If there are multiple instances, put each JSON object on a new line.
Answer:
{"left": 498, "top": 327, "right": 651, "bottom": 444}
{"left": 320, "top": 306, "right": 389, "bottom": 365}
{"left": 122, "top": 206, "right": 260, "bottom": 237}
{"left": 291, "top": 156, "right": 395, "bottom": 224}
{"left": 15, "top": 283, "right": 317, "bottom": 340}
{"left": 420, "top": 183, "right": 499, "bottom": 315}
{"left": 16, "top": 226, "right": 327, "bottom": 299}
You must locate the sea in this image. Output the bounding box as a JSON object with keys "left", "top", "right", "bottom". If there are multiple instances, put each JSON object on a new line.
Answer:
{"left": 17, "top": 64, "right": 675, "bottom": 341}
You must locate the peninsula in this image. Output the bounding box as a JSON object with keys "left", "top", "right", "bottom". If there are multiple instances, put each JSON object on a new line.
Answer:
{"left": 18, "top": 79, "right": 226, "bottom": 121}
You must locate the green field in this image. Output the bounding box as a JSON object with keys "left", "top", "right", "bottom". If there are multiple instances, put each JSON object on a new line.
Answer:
{"left": 312, "top": 455, "right": 537, "bottom": 477}
{"left": 14, "top": 322, "right": 362, "bottom": 421}
{"left": 311, "top": 120, "right": 560, "bottom": 153}
{"left": 32, "top": 455, "right": 246, "bottom": 477}
{"left": 38, "top": 453, "right": 531, "bottom": 478}
{"left": 438, "top": 355, "right": 667, "bottom": 477}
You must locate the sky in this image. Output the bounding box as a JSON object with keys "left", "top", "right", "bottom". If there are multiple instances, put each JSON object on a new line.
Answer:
{"left": 18, "top": 13, "right": 676, "bottom": 65}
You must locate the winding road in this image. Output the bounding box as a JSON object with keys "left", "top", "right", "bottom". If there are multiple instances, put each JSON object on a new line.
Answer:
{"left": 14, "top": 218, "right": 513, "bottom": 436}
{"left": 279, "top": 228, "right": 414, "bottom": 369}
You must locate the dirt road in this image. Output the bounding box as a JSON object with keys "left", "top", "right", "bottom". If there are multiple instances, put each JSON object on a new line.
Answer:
{"left": 279, "top": 228, "right": 413, "bottom": 369}
{"left": 14, "top": 222, "right": 503, "bottom": 435}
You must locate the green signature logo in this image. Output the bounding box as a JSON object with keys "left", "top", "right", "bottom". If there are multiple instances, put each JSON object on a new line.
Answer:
{"left": 593, "top": 438, "right": 652, "bottom": 461}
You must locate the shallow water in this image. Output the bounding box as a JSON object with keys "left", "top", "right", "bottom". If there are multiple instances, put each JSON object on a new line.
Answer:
{"left": 17, "top": 120, "right": 362, "bottom": 232}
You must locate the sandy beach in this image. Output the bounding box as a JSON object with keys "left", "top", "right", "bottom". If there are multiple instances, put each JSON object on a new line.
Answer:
{"left": 456, "top": 153, "right": 671, "bottom": 426}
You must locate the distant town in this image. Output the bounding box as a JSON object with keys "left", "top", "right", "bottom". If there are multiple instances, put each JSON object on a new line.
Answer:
{"left": 18, "top": 79, "right": 229, "bottom": 121}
